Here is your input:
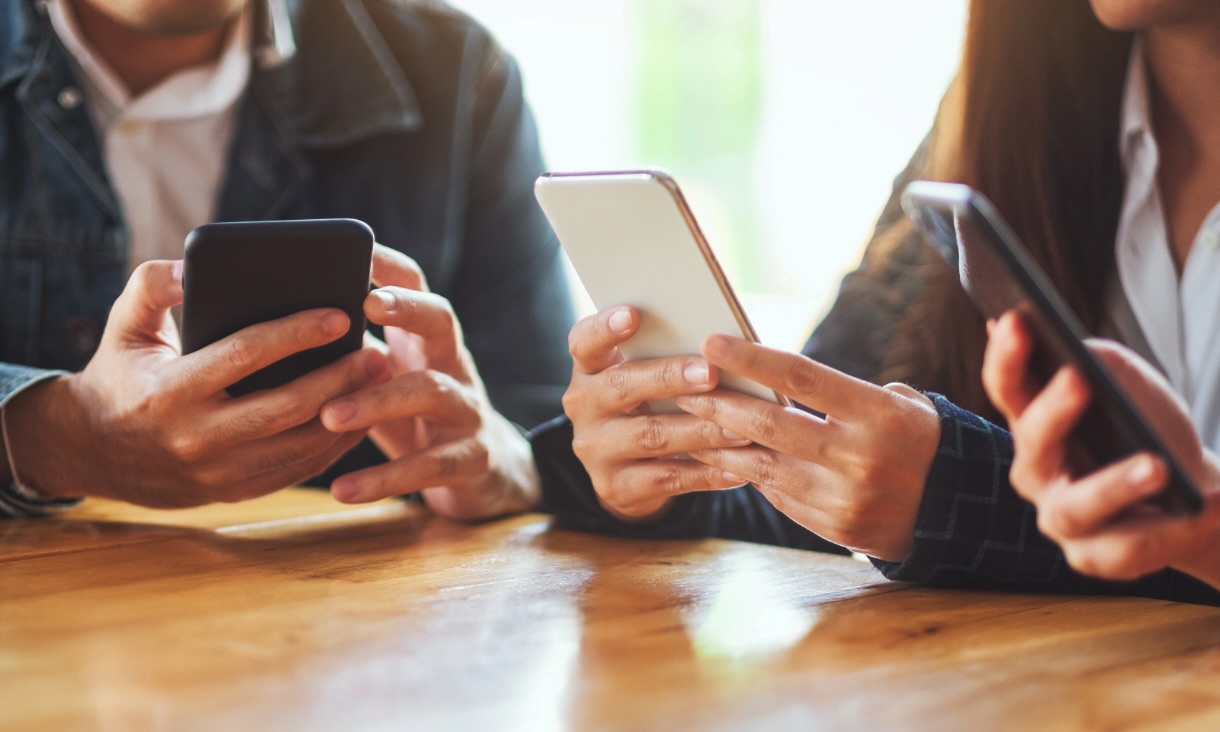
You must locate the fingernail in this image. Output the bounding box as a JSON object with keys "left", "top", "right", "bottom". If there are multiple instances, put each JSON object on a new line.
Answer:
{"left": 723, "top": 471, "right": 745, "bottom": 485}
{"left": 325, "top": 399, "right": 357, "bottom": 425}
{"left": 373, "top": 290, "right": 397, "bottom": 312}
{"left": 608, "top": 308, "right": 632, "bottom": 334}
{"left": 322, "top": 311, "right": 349, "bottom": 336}
{"left": 171, "top": 260, "right": 184, "bottom": 286}
{"left": 675, "top": 395, "right": 694, "bottom": 410}
{"left": 684, "top": 362, "right": 709, "bottom": 386}
{"left": 1128, "top": 456, "right": 1159, "bottom": 487}
{"left": 722, "top": 427, "right": 747, "bottom": 442}
{"left": 332, "top": 479, "right": 360, "bottom": 503}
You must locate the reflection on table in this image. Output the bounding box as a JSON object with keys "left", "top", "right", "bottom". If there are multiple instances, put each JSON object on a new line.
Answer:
{"left": 4, "top": 488, "right": 1220, "bottom": 731}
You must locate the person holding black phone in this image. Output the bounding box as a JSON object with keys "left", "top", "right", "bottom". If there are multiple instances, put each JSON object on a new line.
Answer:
{"left": 538, "top": 0, "right": 1220, "bottom": 605}
{"left": 982, "top": 313, "right": 1220, "bottom": 589}
{"left": 0, "top": 0, "right": 573, "bottom": 518}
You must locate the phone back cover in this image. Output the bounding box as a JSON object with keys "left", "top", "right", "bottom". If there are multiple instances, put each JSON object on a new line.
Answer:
{"left": 181, "top": 219, "right": 373, "bottom": 396}
{"left": 536, "top": 172, "right": 777, "bottom": 413}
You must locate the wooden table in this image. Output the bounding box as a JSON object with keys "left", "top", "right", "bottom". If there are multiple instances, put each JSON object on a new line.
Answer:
{"left": 4, "top": 490, "right": 1220, "bottom": 731}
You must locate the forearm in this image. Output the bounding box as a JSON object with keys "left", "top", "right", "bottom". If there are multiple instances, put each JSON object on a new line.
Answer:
{"left": 5, "top": 376, "right": 92, "bottom": 500}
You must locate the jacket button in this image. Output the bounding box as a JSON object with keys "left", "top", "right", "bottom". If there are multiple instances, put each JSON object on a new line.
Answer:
{"left": 57, "top": 87, "right": 83, "bottom": 110}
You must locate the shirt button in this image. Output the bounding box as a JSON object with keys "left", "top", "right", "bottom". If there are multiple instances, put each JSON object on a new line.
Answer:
{"left": 114, "top": 119, "right": 141, "bottom": 135}
{"left": 57, "top": 87, "right": 82, "bottom": 110}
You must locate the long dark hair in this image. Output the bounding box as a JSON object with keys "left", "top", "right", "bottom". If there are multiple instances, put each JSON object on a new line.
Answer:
{"left": 869, "top": 0, "right": 1133, "bottom": 421}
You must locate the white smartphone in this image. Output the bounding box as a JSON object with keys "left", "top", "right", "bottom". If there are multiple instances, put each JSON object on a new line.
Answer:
{"left": 534, "top": 170, "right": 785, "bottom": 414}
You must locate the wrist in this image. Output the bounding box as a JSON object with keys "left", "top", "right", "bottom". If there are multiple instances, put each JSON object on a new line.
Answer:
{"left": 6, "top": 376, "right": 92, "bottom": 500}
{"left": 487, "top": 417, "right": 542, "bottom": 516}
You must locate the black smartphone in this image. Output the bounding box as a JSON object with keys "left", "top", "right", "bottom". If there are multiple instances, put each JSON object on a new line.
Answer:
{"left": 902, "top": 181, "right": 1203, "bottom": 516}
{"left": 181, "top": 218, "right": 375, "bottom": 397}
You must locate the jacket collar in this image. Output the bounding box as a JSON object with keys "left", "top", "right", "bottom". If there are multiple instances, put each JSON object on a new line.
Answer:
{"left": 0, "top": 0, "right": 44, "bottom": 90}
{"left": 1, "top": 0, "right": 424, "bottom": 146}
{"left": 253, "top": 0, "right": 423, "bottom": 148}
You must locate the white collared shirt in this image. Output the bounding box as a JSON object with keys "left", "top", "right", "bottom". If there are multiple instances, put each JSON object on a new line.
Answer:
{"left": 46, "top": 0, "right": 296, "bottom": 270}
{"left": 1106, "top": 39, "right": 1220, "bottom": 452}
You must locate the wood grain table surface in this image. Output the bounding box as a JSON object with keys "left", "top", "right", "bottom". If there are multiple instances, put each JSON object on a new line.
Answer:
{"left": 4, "top": 488, "right": 1220, "bottom": 731}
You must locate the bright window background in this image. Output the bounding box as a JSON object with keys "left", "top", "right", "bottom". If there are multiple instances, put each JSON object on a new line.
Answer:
{"left": 449, "top": 0, "right": 968, "bottom": 350}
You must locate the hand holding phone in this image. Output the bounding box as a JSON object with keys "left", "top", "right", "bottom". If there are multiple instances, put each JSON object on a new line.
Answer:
{"left": 903, "top": 181, "right": 1203, "bottom": 515}
{"left": 181, "top": 218, "right": 374, "bottom": 396}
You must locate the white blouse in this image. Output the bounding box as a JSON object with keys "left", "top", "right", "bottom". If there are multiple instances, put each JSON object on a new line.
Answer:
{"left": 1105, "top": 39, "right": 1220, "bottom": 452}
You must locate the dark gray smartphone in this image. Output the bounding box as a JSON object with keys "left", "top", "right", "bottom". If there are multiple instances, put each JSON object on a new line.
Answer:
{"left": 181, "top": 218, "right": 374, "bottom": 397}
{"left": 902, "top": 181, "right": 1203, "bottom": 516}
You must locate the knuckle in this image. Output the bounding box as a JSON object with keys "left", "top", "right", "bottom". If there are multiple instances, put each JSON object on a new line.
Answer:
{"left": 748, "top": 450, "right": 781, "bottom": 488}
{"left": 839, "top": 448, "right": 879, "bottom": 487}
{"left": 423, "top": 451, "right": 461, "bottom": 480}
{"left": 1035, "top": 510, "right": 1061, "bottom": 540}
{"left": 652, "top": 466, "right": 688, "bottom": 497}
{"left": 570, "top": 434, "right": 596, "bottom": 463}
{"left": 782, "top": 359, "right": 821, "bottom": 397}
{"left": 294, "top": 319, "right": 317, "bottom": 346}
{"left": 281, "top": 392, "right": 318, "bottom": 424}
{"left": 561, "top": 386, "right": 583, "bottom": 419}
{"left": 223, "top": 337, "right": 257, "bottom": 373}
{"left": 1009, "top": 419, "right": 1035, "bottom": 450}
{"left": 166, "top": 433, "right": 208, "bottom": 463}
{"left": 1065, "top": 548, "right": 1104, "bottom": 578}
{"left": 699, "top": 419, "right": 725, "bottom": 444}
{"left": 661, "top": 359, "right": 686, "bottom": 388}
{"left": 1008, "top": 460, "right": 1036, "bottom": 496}
{"left": 567, "top": 323, "right": 588, "bottom": 360}
{"left": 747, "top": 409, "right": 779, "bottom": 445}
{"left": 636, "top": 416, "right": 670, "bottom": 453}
{"left": 607, "top": 366, "right": 633, "bottom": 403}
{"left": 438, "top": 300, "right": 457, "bottom": 330}
{"left": 761, "top": 485, "right": 788, "bottom": 515}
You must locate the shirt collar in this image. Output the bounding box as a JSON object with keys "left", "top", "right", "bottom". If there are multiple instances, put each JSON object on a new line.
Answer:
{"left": 1119, "top": 37, "right": 1153, "bottom": 172}
{"left": 253, "top": 0, "right": 296, "bottom": 69}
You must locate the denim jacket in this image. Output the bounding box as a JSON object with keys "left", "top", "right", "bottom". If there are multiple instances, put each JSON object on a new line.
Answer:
{"left": 0, "top": 0, "right": 575, "bottom": 509}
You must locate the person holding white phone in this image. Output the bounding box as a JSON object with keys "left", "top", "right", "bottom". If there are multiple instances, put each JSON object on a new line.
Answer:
{"left": 534, "top": 0, "right": 1220, "bottom": 605}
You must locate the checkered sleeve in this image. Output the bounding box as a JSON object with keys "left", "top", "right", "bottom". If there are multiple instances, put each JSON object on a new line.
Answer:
{"left": 872, "top": 395, "right": 1220, "bottom": 605}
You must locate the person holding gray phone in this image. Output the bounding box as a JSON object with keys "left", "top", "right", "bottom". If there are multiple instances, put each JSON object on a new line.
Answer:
{"left": 536, "top": 0, "right": 1220, "bottom": 604}
{"left": 0, "top": 0, "right": 572, "bottom": 518}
